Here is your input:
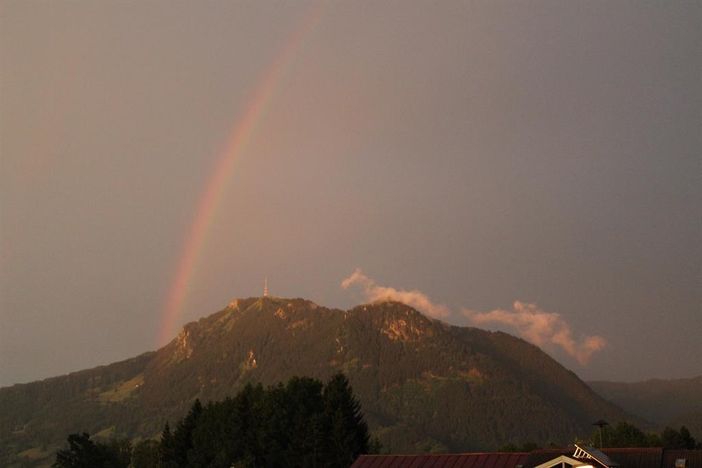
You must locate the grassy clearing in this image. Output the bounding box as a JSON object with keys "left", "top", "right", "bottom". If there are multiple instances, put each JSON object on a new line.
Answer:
{"left": 98, "top": 374, "right": 144, "bottom": 403}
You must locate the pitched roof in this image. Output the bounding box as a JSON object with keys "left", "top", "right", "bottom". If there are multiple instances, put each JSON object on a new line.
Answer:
{"left": 523, "top": 448, "right": 574, "bottom": 466}
{"left": 574, "top": 445, "right": 619, "bottom": 467}
{"left": 524, "top": 446, "right": 667, "bottom": 468}
{"left": 533, "top": 455, "right": 591, "bottom": 468}
{"left": 351, "top": 453, "right": 530, "bottom": 468}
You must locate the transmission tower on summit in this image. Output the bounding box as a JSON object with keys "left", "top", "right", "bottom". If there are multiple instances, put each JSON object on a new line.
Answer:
{"left": 263, "top": 277, "right": 269, "bottom": 298}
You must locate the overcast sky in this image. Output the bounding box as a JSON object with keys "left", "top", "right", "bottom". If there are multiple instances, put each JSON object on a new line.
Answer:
{"left": 1, "top": 1, "right": 700, "bottom": 387}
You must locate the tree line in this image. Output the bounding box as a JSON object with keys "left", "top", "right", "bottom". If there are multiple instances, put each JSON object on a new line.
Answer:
{"left": 54, "top": 374, "right": 373, "bottom": 468}
{"left": 589, "top": 421, "right": 699, "bottom": 449}
{"left": 499, "top": 421, "right": 700, "bottom": 452}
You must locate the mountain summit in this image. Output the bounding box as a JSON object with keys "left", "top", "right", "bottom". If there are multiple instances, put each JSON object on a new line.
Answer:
{"left": 1, "top": 297, "right": 629, "bottom": 466}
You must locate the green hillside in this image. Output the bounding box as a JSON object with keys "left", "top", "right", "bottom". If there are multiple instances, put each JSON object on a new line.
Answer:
{"left": 1, "top": 297, "right": 630, "bottom": 466}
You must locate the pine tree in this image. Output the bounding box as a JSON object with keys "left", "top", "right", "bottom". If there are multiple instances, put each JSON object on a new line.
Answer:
{"left": 322, "top": 374, "right": 370, "bottom": 468}
{"left": 131, "top": 440, "right": 160, "bottom": 468}
{"left": 115, "top": 376, "right": 369, "bottom": 468}
{"left": 159, "top": 422, "right": 178, "bottom": 468}
{"left": 173, "top": 399, "right": 202, "bottom": 466}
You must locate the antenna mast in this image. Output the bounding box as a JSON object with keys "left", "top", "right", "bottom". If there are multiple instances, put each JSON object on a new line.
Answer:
{"left": 263, "top": 277, "right": 269, "bottom": 298}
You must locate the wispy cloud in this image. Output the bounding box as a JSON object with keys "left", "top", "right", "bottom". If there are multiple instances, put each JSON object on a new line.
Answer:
{"left": 341, "top": 269, "right": 606, "bottom": 365}
{"left": 341, "top": 268, "right": 451, "bottom": 318}
{"left": 463, "top": 301, "right": 606, "bottom": 365}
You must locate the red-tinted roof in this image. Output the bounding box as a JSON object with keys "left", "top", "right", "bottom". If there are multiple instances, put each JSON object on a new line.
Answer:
{"left": 662, "top": 450, "right": 702, "bottom": 468}
{"left": 524, "top": 446, "right": 669, "bottom": 468}
{"left": 603, "top": 447, "right": 664, "bottom": 468}
{"left": 352, "top": 453, "right": 529, "bottom": 468}
{"left": 354, "top": 448, "right": 702, "bottom": 468}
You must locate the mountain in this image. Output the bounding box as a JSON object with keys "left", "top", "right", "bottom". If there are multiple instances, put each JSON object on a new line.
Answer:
{"left": 589, "top": 376, "right": 702, "bottom": 438}
{"left": 1, "top": 297, "right": 630, "bottom": 467}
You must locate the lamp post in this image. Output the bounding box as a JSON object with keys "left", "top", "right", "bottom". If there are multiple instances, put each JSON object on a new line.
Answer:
{"left": 592, "top": 419, "right": 609, "bottom": 448}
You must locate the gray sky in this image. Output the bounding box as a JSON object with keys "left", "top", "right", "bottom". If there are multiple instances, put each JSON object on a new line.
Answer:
{"left": 1, "top": 1, "right": 700, "bottom": 387}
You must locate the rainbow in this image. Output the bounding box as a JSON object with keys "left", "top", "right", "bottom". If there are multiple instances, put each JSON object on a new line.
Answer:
{"left": 157, "top": 5, "right": 324, "bottom": 345}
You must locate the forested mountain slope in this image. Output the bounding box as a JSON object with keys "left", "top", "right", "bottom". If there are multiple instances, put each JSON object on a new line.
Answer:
{"left": 1, "top": 297, "right": 630, "bottom": 466}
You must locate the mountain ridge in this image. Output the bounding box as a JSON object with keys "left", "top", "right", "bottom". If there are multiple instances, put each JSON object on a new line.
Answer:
{"left": 1, "top": 296, "right": 631, "bottom": 467}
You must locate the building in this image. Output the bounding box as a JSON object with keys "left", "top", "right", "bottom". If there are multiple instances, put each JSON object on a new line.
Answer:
{"left": 352, "top": 444, "right": 702, "bottom": 468}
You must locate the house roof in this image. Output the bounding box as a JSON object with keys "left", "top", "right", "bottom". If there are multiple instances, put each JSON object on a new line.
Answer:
{"left": 524, "top": 447, "right": 665, "bottom": 468}
{"left": 354, "top": 448, "right": 702, "bottom": 468}
{"left": 601, "top": 447, "right": 664, "bottom": 468}
{"left": 533, "top": 455, "right": 592, "bottom": 468}
{"left": 662, "top": 450, "right": 702, "bottom": 468}
{"left": 351, "top": 453, "right": 530, "bottom": 468}
{"left": 523, "top": 448, "right": 577, "bottom": 466}
{"left": 573, "top": 445, "right": 619, "bottom": 467}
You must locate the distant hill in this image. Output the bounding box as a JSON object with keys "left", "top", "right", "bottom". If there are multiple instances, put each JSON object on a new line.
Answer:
{"left": 1, "top": 297, "right": 631, "bottom": 467}
{"left": 589, "top": 376, "right": 702, "bottom": 438}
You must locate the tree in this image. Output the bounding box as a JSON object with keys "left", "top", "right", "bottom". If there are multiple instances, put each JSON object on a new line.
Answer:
{"left": 170, "top": 399, "right": 202, "bottom": 466}
{"left": 105, "top": 438, "right": 132, "bottom": 467}
{"left": 588, "top": 421, "right": 700, "bottom": 449}
{"left": 605, "top": 421, "right": 650, "bottom": 448}
{"left": 53, "top": 433, "right": 129, "bottom": 468}
{"left": 661, "top": 426, "right": 697, "bottom": 449}
{"left": 322, "top": 373, "right": 370, "bottom": 468}
{"left": 187, "top": 384, "right": 264, "bottom": 468}
{"left": 159, "top": 422, "right": 178, "bottom": 468}
{"left": 55, "top": 374, "right": 371, "bottom": 468}
{"left": 131, "top": 440, "right": 160, "bottom": 468}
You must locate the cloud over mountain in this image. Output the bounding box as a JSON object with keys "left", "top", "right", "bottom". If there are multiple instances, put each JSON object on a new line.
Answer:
{"left": 463, "top": 301, "right": 606, "bottom": 365}
{"left": 341, "top": 268, "right": 451, "bottom": 318}
{"left": 342, "top": 269, "right": 606, "bottom": 365}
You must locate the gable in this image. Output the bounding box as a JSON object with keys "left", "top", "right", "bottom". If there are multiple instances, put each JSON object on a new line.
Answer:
{"left": 534, "top": 455, "right": 596, "bottom": 468}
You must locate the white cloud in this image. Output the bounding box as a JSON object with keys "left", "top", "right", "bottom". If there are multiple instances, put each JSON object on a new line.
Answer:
{"left": 341, "top": 269, "right": 606, "bottom": 365}
{"left": 341, "top": 268, "right": 451, "bottom": 318}
{"left": 463, "top": 301, "right": 606, "bottom": 365}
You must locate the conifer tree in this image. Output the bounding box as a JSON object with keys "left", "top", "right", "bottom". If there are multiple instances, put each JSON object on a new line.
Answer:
{"left": 173, "top": 399, "right": 202, "bottom": 466}
{"left": 159, "top": 422, "right": 178, "bottom": 468}
{"left": 131, "top": 440, "right": 160, "bottom": 468}
{"left": 56, "top": 375, "right": 370, "bottom": 468}
{"left": 322, "top": 374, "right": 370, "bottom": 468}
